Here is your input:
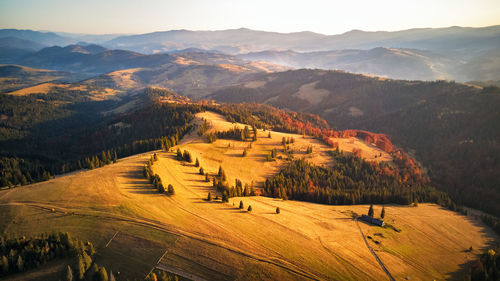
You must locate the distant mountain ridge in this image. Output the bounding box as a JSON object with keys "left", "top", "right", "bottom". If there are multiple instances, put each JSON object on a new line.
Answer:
{"left": 0, "top": 29, "right": 72, "bottom": 46}
{"left": 3, "top": 25, "right": 499, "bottom": 54}
{"left": 1, "top": 26, "right": 500, "bottom": 81}
{"left": 238, "top": 48, "right": 459, "bottom": 81}
{"left": 0, "top": 37, "right": 46, "bottom": 63}
{"left": 16, "top": 45, "right": 174, "bottom": 74}
{"left": 105, "top": 25, "right": 500, "bottom": 55}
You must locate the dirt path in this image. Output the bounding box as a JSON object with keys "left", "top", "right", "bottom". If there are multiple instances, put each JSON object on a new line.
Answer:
{"left": 105, "top": 231, "right": 119, "bottom": 248}
{"left": 356, "top": 218, "right": 395, "bottom": 281}
{"left": 0, "top": 202, "right": 321, "bottom": 281}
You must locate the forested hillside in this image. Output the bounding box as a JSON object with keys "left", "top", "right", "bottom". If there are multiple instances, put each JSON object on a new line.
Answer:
{"left": 0, "top": 87, "right": 200, "bottom": 187}
{"left": 210, "top": 70, "right": 500, "bottom": 216}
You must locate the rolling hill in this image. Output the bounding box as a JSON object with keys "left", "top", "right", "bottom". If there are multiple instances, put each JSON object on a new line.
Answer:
{"left": 0, "top": 110, "right": 496, "bottom": 280}
{"left": 16, "top": 45, "right": 174, "bottom": 74}
{"left": 209, "top": 69, "right": 500, "bottom": 217}
{"left": 0, "top": 64, "right": 86, "bottom": 93}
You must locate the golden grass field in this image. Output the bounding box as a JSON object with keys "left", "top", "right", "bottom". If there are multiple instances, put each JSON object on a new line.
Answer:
{"left": 0, "top": 111, "right": 497, "bottom": 280}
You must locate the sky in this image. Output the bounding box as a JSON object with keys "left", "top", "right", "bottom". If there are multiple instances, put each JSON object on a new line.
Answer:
{"left": 0, "top": 0, "right": 499, "bottom": 35}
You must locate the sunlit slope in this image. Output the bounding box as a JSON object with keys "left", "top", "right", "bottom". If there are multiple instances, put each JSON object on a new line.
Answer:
{"left": 0, "top": 111, "right": 496, "bottom": 281}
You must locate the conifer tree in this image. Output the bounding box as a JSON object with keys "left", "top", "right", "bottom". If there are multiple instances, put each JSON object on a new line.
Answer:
{"left": 276, "top": 207, "right": 280, "bottom": 214}
{"left": 222, "top": 191, "right": 229, "bottom": 202}
{"left": 82, "top": 251, "right": 92, "bottom": 270}
{"left": 95, "top": 267, "right": 108, "bottom": 281}
{"left": 16, "top": 255, "right": 23, "bottom": 272}
{"left": 199, "top": 167, "right": 204, "bottom": 175}
{"left": 77, "top": 255, "right": 85, "bottom": 280}
{"left": 1, "top": 255, "right": 8, "bottom": 274}
{"left": 205, "top": 173, "right": 210, "bottom": 182}
{"left": 167, "top": 184, "right": 175, "bottom": 195}
{"left": 368, "top": 204, "right": 374, "bottom": 217}
{"left": 239, "top": 200, "right": 244, "bottom": 209}
{"left": 243, "top": 126, "right": 250, "bottom": 139}
{"left": 381, "top": 206, "right": 385, "bottom": 219}
{"left": 88, "top": 242, "right": 96, "bottom": 256}
{"left": 65, "top": 265, "right": 73, "bottom": 281}
{"left": 247, "top": 205, "right": 252, "bottom": 212}
{"left": 195, "top": 158, "right": 200, "bottom": 167}
{"left": 207, "top": 192, "right": 212, "bottom": 201}
{"left": 243, "top": 184, "right": 250, "bottom": 196}
{"left": 91, "top": 264, "right": 98, "bottom": 275}
{"left": 183, "top": 150, "right": 192, "bottom": 162}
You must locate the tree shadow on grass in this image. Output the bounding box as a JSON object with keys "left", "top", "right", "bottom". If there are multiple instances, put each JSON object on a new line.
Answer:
{"left": 445, "top": 212, "right": 499, "bottom": 280}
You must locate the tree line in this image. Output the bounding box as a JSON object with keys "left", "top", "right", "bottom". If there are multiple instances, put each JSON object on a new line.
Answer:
{"left": 0, "top": 232, "right": 115, "bottom": 281}
{"left": 263, "top": 150, "right": 455, "bottom": 209}
{"left": 206, "top": 125, "right": 257, "bottom": 143}
{"left": 204, "top": 165, "right": 256, "bottom": 202}
{"left": 202, "top": 102, "right": 426, "bottom": 192}
{"left": 146, "top": 269, "right": 181, "bottom": 281}
{"left": 143, "top": 153, "right": 174, "bottom": 195}
{"left": 1, "top": 90, "right": 202, "bottom": 188}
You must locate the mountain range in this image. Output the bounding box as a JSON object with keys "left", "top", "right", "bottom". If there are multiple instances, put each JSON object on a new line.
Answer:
{"left": 1, "top": 26, "right": 500, "bottom": 81}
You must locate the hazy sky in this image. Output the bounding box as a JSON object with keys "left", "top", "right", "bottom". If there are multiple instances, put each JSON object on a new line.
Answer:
{"left": 0, "top": 0, "right": 499, "bottom": 35}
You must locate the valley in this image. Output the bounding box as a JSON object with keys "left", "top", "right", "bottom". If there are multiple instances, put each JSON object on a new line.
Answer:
{"left": 0, "top": 19, "right": 499, "bottom": 281}
{"left": 0, "top": 111, "right": 496, "bottom": 280}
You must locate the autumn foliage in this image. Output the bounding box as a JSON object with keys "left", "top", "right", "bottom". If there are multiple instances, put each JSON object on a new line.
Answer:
{"left": 205, "top": 102, "right": 427, "bottom": 186}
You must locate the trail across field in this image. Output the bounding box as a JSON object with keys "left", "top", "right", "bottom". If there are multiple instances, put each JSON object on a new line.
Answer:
{"left": 356, "top": 218, "right": 396, "bottom": 281}
{"left": 0, "top": 201, "right": 323, "bottom": 280}
{"left": 0, "top": 111, "right": 497, "bottom": 281}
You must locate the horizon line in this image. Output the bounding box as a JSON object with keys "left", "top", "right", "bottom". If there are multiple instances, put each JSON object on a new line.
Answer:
{"left": 1, "top": 24, "right": 499, "bottom": 37}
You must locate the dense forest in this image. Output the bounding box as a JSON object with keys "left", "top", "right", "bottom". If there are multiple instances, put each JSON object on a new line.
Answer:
{"left": 0, "top": 232, "right": 114, "bottom": 280}
{"left": 210, "top": 70, "right": 500, "bottom": 217}
{"left": 263, "top": 150, "right": 454, "bottom": 209}
{"left": 205, "top": 102, "right": 427, "bottom": 188}
{"left": 0, "top": 87, "right": 202, "bottom": 188}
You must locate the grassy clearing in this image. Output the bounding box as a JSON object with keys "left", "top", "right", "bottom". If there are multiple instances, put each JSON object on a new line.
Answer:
{"left": 0, "top": 111, "right": 496, "bottom": 280}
